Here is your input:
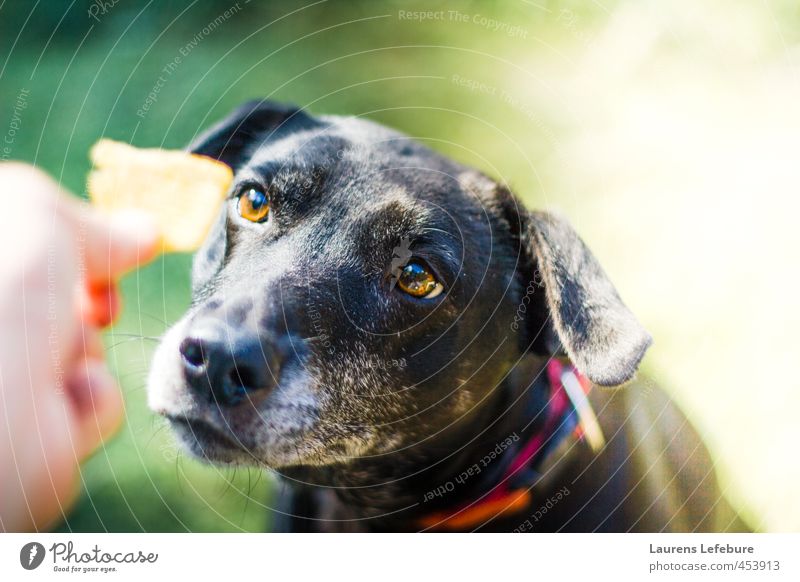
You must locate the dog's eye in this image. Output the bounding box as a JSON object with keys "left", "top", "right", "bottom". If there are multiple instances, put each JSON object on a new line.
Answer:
{"left": 237, "top": 187, "right": 270, "bottom": 222}
{"left": 397, "top": 263, "right": 444, "bottom": 299}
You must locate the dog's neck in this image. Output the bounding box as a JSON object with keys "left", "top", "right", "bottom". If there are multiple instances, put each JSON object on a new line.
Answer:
{"left": 280, "top": 354, "right": 559, "bottom": 531}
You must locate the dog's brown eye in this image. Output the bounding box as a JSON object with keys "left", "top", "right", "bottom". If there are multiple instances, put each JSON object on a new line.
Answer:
{"left": 237, "top": 187, "right": 269, "bottom": 222}
{"left": 397, "top": 263, "right": 444, "bottom": 299}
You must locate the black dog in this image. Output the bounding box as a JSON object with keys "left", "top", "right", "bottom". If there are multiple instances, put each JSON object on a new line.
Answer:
{"left": 148, "top": 100, "right": 745, "bottom": 532}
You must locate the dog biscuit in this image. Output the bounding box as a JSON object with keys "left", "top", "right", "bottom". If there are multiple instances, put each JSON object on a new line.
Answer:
{"left": 88, "top": 139, "right": 233, "bottom": 252}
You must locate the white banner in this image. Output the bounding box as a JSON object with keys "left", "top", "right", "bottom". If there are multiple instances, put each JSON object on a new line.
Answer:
{"left": 0, "top": 533, "right": 797, "bottom": 581}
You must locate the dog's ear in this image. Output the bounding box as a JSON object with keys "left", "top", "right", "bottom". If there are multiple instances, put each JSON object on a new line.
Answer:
{"left": 188, "top": 99, "right": 315, "bottom": 169}
{"left": 511, "top": 204, "right": 652, "bottom": 386}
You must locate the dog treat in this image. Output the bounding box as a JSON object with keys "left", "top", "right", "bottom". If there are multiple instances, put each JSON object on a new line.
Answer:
{"left": 88, "top": 139, "right": 233, "bottom": 252}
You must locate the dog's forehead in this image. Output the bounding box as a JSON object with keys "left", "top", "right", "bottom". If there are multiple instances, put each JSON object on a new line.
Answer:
{"left": 240, "top": 115, "right": 395, "bottom": 166}
{"left": 239, "top": 114, "right": 491, "bottom": 223}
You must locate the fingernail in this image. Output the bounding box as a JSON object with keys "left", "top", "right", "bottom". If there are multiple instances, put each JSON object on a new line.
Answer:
{"left": 85, "top": 280, "right": 120, "bottom": 328}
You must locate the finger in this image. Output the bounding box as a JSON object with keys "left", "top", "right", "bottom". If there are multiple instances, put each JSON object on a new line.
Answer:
{"left": 65, "top": 357, "right": 125, "bottom": 460}
{"left": 62, "top": 202, "right": 160, "bottom": 284}
{"left": 1, "top": 163, "right": 160, "bottom": 283}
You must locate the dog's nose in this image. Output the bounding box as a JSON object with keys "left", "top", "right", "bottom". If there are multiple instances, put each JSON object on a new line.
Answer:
{"left": 179, "top": 318, "right": 279, "bottom": 407}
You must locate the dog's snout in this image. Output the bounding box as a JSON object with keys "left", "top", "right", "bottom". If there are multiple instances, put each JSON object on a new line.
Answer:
{"left": 179, "top": 318, "right": 279, "bottom": 407}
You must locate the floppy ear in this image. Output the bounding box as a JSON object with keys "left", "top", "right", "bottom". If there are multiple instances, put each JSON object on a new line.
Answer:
{"left": 518, "top": 209, "right": 652, "bottom": 386}
{"left": 187, "top": 99, "right": 315, "bottom": 169}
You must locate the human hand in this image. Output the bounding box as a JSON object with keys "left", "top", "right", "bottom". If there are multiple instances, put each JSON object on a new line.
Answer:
{"left": 0, "top": 163, "right": 158, "bottom": 531}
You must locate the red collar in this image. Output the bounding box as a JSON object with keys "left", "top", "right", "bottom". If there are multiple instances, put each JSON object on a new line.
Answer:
{"left": 418, "top": 360, "right": 603, "bottom": 531}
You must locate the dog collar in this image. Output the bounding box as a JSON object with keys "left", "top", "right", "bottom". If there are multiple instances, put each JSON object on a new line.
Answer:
{"left": 418, "top": 359, "right": 604, "bottom": 531}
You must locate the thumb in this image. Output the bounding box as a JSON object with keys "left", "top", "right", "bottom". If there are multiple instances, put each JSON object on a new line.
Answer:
{"left": 64, "top": 202, "right": 160, "bottom": 284}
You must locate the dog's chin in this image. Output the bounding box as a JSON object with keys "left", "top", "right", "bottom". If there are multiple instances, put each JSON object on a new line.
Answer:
{"left": 166, "top": 414, "right": 328, "bottom": 468}
{"left": 168, "top": 415, "right": 375, "bottom": 469}
{"left": 168, "top": 416, "right": 256, "bottom": 465}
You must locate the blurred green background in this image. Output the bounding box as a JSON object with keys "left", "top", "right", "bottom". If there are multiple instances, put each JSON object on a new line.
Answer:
{"left": 2, "top": 0, "right": 798, "bottom": 531}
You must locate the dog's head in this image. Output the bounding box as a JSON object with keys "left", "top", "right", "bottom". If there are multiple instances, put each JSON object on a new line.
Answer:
{"left": 148, "top": 100, "right": 651, "bottom": 468}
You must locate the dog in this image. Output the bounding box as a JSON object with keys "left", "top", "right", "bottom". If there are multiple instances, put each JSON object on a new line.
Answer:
{"left": 147, "top": 100, "right": 746, "bottom": 532}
